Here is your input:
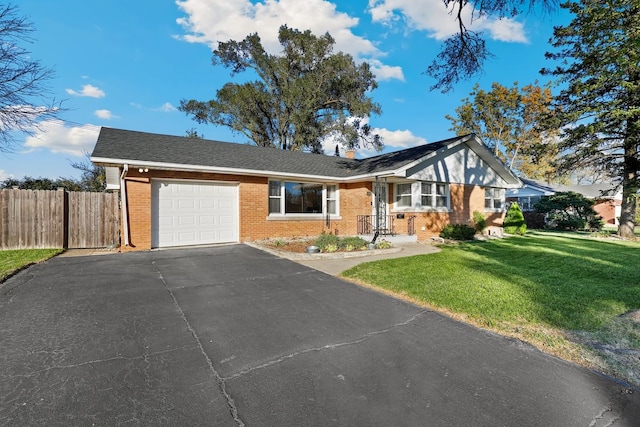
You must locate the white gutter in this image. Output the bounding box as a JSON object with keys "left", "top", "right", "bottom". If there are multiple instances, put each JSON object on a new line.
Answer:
{"left": 120, "top": 164, "right": 130, "bottom": 247}
{"left": 91, "top": 156, "right": 391, "bottom": 182}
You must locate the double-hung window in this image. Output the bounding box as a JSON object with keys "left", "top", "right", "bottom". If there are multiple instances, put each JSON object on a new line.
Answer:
{"left": 421, "top": 182, "right": 448, "bottom": 208}
{"left": 395, "top": 183, "right": 412, "bottom": 208}
{"left": 268, "top": 181, "right": 338, "bottom": 215}
{"left": 485, "top": 187, "right": 505, "bottom": 210}
{"left": 395, "top": 181, "right": 449, "bottom": 210}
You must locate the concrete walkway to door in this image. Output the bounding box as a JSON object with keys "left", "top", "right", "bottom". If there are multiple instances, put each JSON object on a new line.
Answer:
{"left": 1, "top": 245, "right": 639, "bottom": 426}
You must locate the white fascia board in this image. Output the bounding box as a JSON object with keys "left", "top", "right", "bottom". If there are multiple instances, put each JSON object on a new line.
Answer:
{"left": 523, "top": 184, "right": 555, "bottom": 196}
{"left": 90, "top": 156, "right": 347, "bottom": 182}
{"left": 506, "top": 186, "right": 551, "bottom": 197}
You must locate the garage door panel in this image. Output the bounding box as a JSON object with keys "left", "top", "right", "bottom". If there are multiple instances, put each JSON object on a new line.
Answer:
{"left": 152, "top": 180, "right": 239, "bottom": 248}
{"left": 199, "top": 215, "right": 214, "bottom": 225}
{"left": 218, "top": 215, "right": 235, "bottom": 225}
{"left": 200, "top": 199, "right": 215, "bottom": 209}
{"left": 178, "top": 216, "right": 195, "bottom": 226}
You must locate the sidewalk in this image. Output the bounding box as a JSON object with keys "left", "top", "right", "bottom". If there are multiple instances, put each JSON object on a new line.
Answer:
{"left": 248, "top": 241, "right": 441, "bottom": 276}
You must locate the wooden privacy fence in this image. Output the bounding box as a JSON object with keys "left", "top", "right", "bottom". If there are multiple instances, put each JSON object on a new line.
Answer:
{"left": 0, "top": 189, "right": 120, "bottom": 250}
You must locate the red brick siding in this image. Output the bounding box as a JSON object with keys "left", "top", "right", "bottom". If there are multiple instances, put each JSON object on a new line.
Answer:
{"left": 390, "top": 184, "right": 505, "bottom": 242}
{"left": 120, "top": 171, "right": 374, "bottom": 251}
{"left": 120, "top": 170, "right": 506, "bottom": 250}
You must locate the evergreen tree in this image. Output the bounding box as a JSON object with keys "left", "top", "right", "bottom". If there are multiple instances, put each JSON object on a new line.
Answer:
{"left": 503, "top": 203, "right": 527, "bottom": 235}
{"left": 541, "top": 0, "right": 640, "bottom": 238}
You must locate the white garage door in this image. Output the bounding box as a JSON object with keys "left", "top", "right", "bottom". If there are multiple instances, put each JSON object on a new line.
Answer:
{"left": 151, "top": 180, "right": 239, "bottom": 248}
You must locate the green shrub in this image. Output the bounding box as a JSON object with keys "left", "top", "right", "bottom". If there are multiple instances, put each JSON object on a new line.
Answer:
{"left": 272, "top": 238, "right": 287, "bottom": 247}
{"left": 338, "top": 236, "right": 367, "bottom": 250}
{"left": 534, "top": 191, "right": 602, "bottom": 231}
{"left": 314, "top": 232, "right": 339, "bottom": 250}
{"left": 440, "top": 224, "right": 476, "bottom": 240}
{"left": 323, "top": 244, "right": 339, "bottom": 253}
{"left": 314, "top": 234, "right": 368, "bottom": 252}
{"left": 376, "top": 240, "right": 393, "bottom": 249}
{"left": 472, "top": 211, "right": 487, "bottom": 233}
{"left": 503, "top": 203, "right": 527, "bottom": 235}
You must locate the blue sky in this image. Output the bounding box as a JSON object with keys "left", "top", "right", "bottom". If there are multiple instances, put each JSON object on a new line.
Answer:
{"left": 4, "top": 0, "right": 570, "bottom": 181}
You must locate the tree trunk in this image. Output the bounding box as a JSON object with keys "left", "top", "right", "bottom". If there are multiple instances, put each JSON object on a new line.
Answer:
{"left": 618, "top": 132, "right": 639, "bottom": 238}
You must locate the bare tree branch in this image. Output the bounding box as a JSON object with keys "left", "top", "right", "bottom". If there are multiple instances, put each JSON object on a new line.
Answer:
{"left": 0, "top": 4, "right": 62, "bottom": 152}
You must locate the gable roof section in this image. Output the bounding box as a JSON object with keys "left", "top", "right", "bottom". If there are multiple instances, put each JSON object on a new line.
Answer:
{"left": 91, "top": 127, "right": 519, "bottom": 185}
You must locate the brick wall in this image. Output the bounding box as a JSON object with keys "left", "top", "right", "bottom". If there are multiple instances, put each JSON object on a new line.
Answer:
{"left": 390, "top": 184, "right": 505, "bottom": 242}
{"left": 122, "top": 177, "right": 151, "bottom": 251}
{"left": 120, "top": 170, "right": 373, "bottom": 250}
{"left": 120, "top": 169, "right": 506, "bottom": 250}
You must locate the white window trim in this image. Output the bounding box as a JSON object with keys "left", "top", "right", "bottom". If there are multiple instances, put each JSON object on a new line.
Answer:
{"left": 392, "top": 181, "right": 451, "bottom": 212}
{"left": 485, "top": 187, "right": 506, "bottom": 212}
{"left": 268, "top": 180, "right": 340, "bottom": 218}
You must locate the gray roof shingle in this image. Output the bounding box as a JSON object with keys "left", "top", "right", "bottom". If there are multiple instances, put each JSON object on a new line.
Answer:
{"left": 91, "top": 127, "right": 461, "bottom": 179}
{"left": 520, "top": 177, "right": 620, "bottom": 199}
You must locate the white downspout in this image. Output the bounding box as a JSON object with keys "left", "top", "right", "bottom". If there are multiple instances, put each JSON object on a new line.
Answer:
{"left": 120, "top": 164, "right": 130, "bottom": 246}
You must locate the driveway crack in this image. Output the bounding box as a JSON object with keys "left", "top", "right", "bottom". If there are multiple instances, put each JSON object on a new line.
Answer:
{"left": 152, "top": 261, "right": 245, "bottom": 427}
{"left": 224, "top": 310, "right": 427, "bottom": 381}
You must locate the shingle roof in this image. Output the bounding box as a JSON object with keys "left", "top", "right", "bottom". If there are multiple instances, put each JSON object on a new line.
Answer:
{"left": 520, "top": 177, "right": 620, "bottom": 199}
{"left": 91, "top": 127, "right": 461, "bottom": 179}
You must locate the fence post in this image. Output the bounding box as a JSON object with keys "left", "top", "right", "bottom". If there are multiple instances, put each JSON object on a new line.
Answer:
{"left": 59, "top": 188, "right": 68, "bottom": 249}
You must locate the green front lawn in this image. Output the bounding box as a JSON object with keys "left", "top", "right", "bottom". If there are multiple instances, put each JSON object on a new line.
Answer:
{"left": 0, "top": 249, "right": 62, "bottom": 282}
{"left": 342, "top": 231, "right": 640, "bottom": 385}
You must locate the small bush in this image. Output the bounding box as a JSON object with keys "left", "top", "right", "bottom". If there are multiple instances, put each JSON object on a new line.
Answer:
{"left": 272, "top": 239, "right": 287, "bottom": 247}
{"left": 440, "top": 224, "right": 476, "bottom": 240}
{"left": 314, "top": 232, "right": 339, "bottom": 250}
{"left": 503, "top": 203, "right": 527, "bottom": 235}
{"left": 315, "top": 234, "right": 368, "bottom": 252}
{"left": 323, "top": 244, "right": 339, "bottom": 253}
{"left": 376, "top": 240, "right": 393, "bottom": 249}
{"left": 338, "top": 236, "right": 367, "bottom": 250}
{"left": 472, "top": 211, "right": 487, "bottom": 233}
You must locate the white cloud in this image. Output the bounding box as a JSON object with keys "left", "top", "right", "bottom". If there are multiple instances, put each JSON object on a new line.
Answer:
{"left": 66, "top": 84, "right": 106, "bottom": 98}
{"left": 94, "top": 109, "right": 114, "bottom": 119}
{"left": 24, "top": 120, "right": 100, "bottom": 156}
{"left": 355, "top": 127, "right": 427, "bottom": 158}
{"left": 368, "top": 59, "right": 405, "bottom": 81}
{"left": 320, "top": 116, "right": 426, "bottom": 157}
{"left": 156, "top": 102, "right": 177, "bottom": 112}
{"left": 175, "top": 0, "right": 403, "bottom": 81}
{"left": 368, "top": 0, "right": 527, "bottom": 43}
{"left": 0, "top": 169, "right": 11, "bottom": 181}
{"left": 373, "top": 127, "right": 427, "bottom": 148}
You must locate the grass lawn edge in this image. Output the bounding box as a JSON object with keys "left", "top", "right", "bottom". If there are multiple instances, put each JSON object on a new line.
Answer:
{"left": 0, "top": 249, "right": 63, "bottom": 285}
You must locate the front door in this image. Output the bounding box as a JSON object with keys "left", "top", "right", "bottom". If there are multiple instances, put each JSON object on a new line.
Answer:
{"left": 372, "top": 180, "right": 388, "bottom": 232}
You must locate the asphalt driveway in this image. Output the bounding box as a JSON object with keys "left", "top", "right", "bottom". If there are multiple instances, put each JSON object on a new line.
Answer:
{"left": 1, "top": 245, "right": 639, "bottom": 426}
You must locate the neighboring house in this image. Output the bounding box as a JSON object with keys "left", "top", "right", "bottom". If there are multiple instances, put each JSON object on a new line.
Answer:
{"left": 506, "top": 178, "right": 622, "bottom": 225}
{"left": 91, "top": 127, "right": 521, "bottom": 251}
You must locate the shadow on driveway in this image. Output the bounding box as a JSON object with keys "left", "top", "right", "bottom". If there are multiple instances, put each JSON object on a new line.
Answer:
{"left": 1, "top": 244, "right": 639, "bottom": 426}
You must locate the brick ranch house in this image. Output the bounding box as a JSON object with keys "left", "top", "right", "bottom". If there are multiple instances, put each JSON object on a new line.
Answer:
{"left": 91, "top": 127, "right": 521, "bottom": 251}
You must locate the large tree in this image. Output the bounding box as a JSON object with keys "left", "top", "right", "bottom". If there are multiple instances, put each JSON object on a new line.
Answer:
{"left": 541, "top": 0, "right": 639, "bottom": 238}
{"left": 180, "top": 25, "right": 382, "bottom": 153}
{"left": 0, "top": 4, "right": 60, "bottom": 152}
{"left": 428, "top": 0, "right": 557, "bottom": 92}
{"left": 445, "top": 81, "right": 559, "bottom": 180}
